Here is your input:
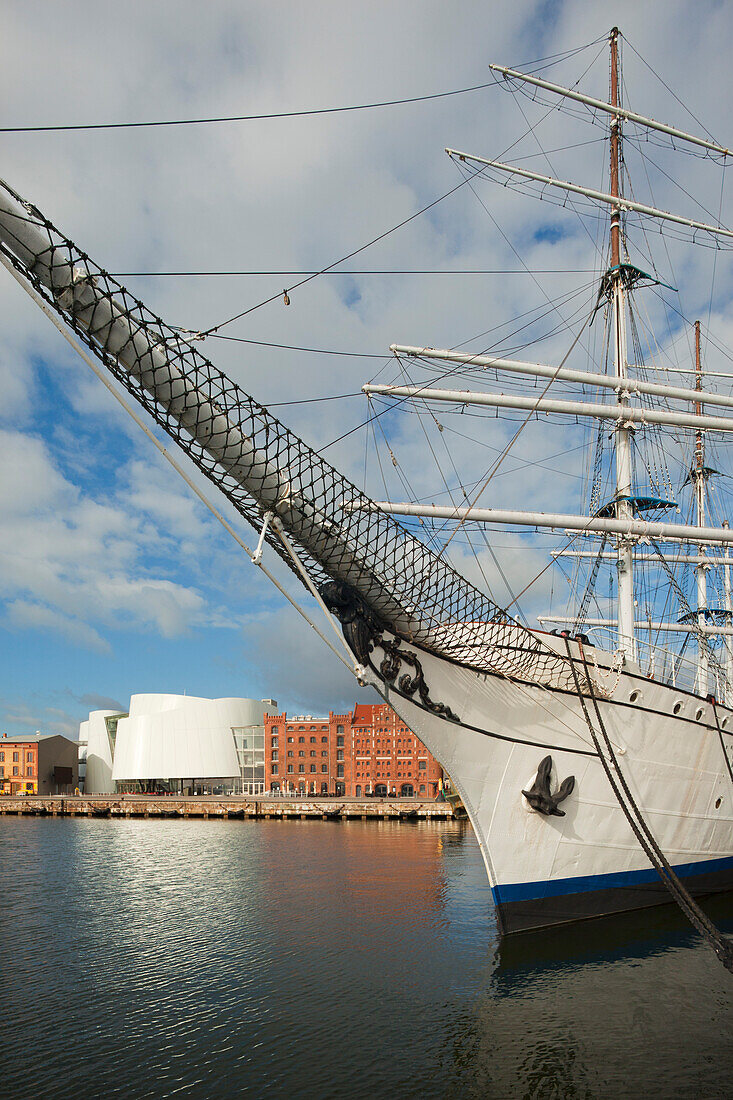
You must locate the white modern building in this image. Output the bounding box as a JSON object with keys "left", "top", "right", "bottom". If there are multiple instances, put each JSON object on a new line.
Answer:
{"left": 78, "top": 710, "right": 123, "bottom": 794}
{"left": 79, "top": 694, "right": 278, "bottom": 794}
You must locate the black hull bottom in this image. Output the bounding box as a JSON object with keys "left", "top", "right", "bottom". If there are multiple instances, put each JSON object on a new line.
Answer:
{"left": 498, "top": 863, "right": 733, "bottom": 935}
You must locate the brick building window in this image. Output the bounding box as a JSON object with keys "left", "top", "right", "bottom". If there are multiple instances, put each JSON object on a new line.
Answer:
{"left": 298, "top": 765, "right": 305, "bottom": 773}
{"left": 298, "top": 750, "right": 305, "bottom": 758}
{"left": 272, "top": 764, "right": 279, "bottom": 774}
{"left": 337, "top": 750, "right": 344, "bottom": 761}
{"left": 271, "top": 726, "right": 279, "bottom": 735}
{"left": 287, "top": 736, "right": 294, "bottom": 743}
{"left": 420, "top": 785, "right": 426, "bottom": 794}
{"left": 310, "top": 750, "right": 316, "bottom": 757}
{"left": 272, "top": 751, "right": 278, "bottom": 761}
{"left": 419, "top": 760, "right": 427, "bottom": 770}
{"left": 13, "top": 752, "right": 19, "bottom": 762}
{"left": 321, "top": 750, "right": 327, "bottom": 757}
{"left": 337, "top": 765, "right": 344, "bottom": 778}
{"left": 271, "top": 736, "right": 278, "bottom": 748}
{"left": 310, "top": 765, "right": 316, "bottom": 773}
{"left": 299, "top": 736, "right": 305, "bottom": 743}
{"left": 0, "top": 752, "right": 4, "bottom": 761}
{"left": 321, "top": 764, "right": 327, "bottom": 773}
{"left": 337, "top": 735, "right": 344, "bottom": 747}
{"left": 287, "top": 751, "right": 293, "bottom": 758}
{"left": 0, "top": 766, "right": 4, "bottom": 777}
{"left": 310, "top": 736, "right": 316, "bottom": 743}
{"left": 337, "top": 725, "right": 344, "bottom": 736}
{"left": 321, "top": 736, "right": 327, "bottom": 743}
{"left": 13, "top": 766, "right": 19, "bottom": 776}
{"left": 26, "top": 752, "right": 33, "bottom": 763}
{"left": 287, "top": 765, "right": 294, "bottom": 774}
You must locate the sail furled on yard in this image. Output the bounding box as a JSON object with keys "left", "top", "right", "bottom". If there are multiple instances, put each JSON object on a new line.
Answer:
{"left": 0, "top": 179, "right": 575, "bottom": 688}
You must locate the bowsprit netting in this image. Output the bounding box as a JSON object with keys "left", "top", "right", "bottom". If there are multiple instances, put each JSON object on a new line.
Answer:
{"left": 0, "top": 177, "right": 579, "bottom": 690}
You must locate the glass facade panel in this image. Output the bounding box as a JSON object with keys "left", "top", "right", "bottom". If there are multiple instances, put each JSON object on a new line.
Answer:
{"left": 232, "top": 725, "right": 266, "bottom": 795}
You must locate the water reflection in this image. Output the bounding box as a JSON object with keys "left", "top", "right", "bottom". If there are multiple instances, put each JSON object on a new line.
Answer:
{"left": 0, "top": 816, "right": 730, "bottom": 1099}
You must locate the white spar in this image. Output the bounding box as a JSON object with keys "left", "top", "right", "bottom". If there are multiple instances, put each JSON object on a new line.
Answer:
{"left": 352, "top": 500, "right": 733, "bottom": 546}
{"left": 390, "top": 345, "right": 733, "bottom": 413}
{"left": 363, "top": 383, "right": 733, "bottom": 433}
{"left": 445, "top": 149, "right": 733, "bottom": 241}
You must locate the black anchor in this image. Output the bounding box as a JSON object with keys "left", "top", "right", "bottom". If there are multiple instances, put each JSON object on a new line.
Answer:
{"left": 522, "top": 755, "right": 575, "bottom": 817}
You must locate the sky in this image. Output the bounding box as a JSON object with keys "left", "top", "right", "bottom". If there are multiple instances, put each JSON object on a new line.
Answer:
{"left": 1, "top": 0, "right": 733, "bottom": 739}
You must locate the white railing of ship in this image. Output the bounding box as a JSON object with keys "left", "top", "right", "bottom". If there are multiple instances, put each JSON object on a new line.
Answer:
{"left": 584, "top": 626, "right": 730, "bottom": 704}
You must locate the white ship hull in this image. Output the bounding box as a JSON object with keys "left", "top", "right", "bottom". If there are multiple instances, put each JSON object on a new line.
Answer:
{"left": 355, "top": 630, "right": 733, "bottom": 933}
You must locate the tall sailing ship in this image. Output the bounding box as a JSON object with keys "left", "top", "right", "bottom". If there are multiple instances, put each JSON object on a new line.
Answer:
{"left": 0, "top": 29, "right": 731, "bottom": 939}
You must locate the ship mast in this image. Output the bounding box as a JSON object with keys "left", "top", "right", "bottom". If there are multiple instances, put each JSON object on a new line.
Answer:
{"left": 694, "top": 319, "right": 709, "bottom": 693}
{"left": 609, "top": 27, "right": 636, "bottom": 660}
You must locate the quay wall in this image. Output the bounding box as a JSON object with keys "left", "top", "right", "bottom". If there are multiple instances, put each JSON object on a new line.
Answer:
{"left": 0, "top": 795, "right": 456, "bottom": 821}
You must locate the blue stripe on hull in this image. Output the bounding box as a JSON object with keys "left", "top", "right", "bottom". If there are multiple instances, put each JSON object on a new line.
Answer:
{"left": 494, "top": 854, "right": 733, "bottom": 905}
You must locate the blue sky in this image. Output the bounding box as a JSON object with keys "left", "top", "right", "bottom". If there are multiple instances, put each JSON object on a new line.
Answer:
{"left": 1, "top": 0, "right": 733, "bottom": 738}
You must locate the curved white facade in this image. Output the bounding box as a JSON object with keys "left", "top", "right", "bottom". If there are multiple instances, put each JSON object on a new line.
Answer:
{"left": 111, "top": 694, "right": 258, "bottom": 781}
{"left": 81, "top": 710, "right": 117, "bottom": 794}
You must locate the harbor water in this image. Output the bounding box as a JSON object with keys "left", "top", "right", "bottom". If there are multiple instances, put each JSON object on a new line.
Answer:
{"left": 0, "top": 815, "right": 731, "bottom": 1099}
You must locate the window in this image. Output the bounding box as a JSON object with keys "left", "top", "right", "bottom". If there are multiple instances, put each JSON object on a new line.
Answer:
{"left": 321, "top": 750, "right": 327, "bottom": 757}
{"left": 26, "top": 767, "right": 32, "bottom": 777}
{"left": 272, "top": 751, "right": 279, "bottom": 761}
{"left": 271, "top": 764, "right": 279, "bottom": 775}
{"left": 310, "top": 736, "right": 316, "bottom": 743}
{"left": 321, "top": 736, "right": 328, "bottom": 743}
{"left": 0, "top": 752, "right": 4, "bottom": 761}
{"left": 419, "top": 760, "right": 427, "bottom": 770}
{"left": 13, "top": 752, "right": 19, "bottom": 762}
{"left": 271, "top": 736, "right": 278, "bottom": 748}
{"left": 287, "top": 750, "right": 293, "bottom": 758}
{"left": 299, "top": 736, "right": 305, "bottom": 743}
{"left": 0, "top": 766, "right": 4, "bottom": 777}
{"left": 337, "top": 765, "right": 344, "bottom": 778}
{"left": 287, "top": 765, "right": 294, "bottom": 774}
{"left": 13, "top": 766, "right": 19, "bottom": 776}
{"left": 337, "top": 735, "right": 344, "bottom": 747}
{"left": 298, "top": 750, "right": 305, "bottom": 757}
{"left": 287, "top": 736, "right": 294, "bottom": 743}
{"left": 310, "top": 750, "right": 316, "bottom": 757}
{"left": 419, "top": 784, "right": 426, "bottom": 794}
{"left": 298, "top": 764, "right": 305, "bottom": 773}
{"left": 310, "top": 765, "right": 316, "bottom": 773}
{"left": 321, "top": 764, "right": 327, "bottom": 772}
{"left": 337, "top": 750, "right": 344, "bottom": 761}
{"left": 26, "top": 752, "right": 33, "bottom": 763}
{"left": 271, "top": 726, "right": 279, "bottom": 736}
{"left": 337, "top": 725, "right": 344, "bottom": 736}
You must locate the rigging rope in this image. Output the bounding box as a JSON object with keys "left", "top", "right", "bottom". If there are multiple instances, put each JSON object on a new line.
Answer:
{"left": 565, "top": 636, "right": 733, "bottom": 974}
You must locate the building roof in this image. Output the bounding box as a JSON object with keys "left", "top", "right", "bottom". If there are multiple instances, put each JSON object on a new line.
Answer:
{"left": 0, "top": 733, "right": 76, "bottom": 744}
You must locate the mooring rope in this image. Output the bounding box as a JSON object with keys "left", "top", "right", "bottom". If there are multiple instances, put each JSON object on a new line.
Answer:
{"left": 563, "top": 636, "right": 733, "bottom": 974}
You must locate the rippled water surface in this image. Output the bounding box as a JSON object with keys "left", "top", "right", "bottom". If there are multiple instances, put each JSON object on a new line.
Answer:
{"left": 0, "top": 816, "right": 731, "bottom": 1099}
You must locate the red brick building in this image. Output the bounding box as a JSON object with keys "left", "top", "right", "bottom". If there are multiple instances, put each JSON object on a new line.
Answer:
{"left": 0, "top": 736, "right": 37, "bottom": 795}
{"left": 264, "top": 702, "right": 443, "bottom": 798}
{"left": 0, "top": 733, "right": 78, "bottom": 795}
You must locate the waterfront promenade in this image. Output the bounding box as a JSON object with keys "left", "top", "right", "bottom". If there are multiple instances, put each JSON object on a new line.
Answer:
{"left": 0, "top": 794, "right": 456, "bottom": 821}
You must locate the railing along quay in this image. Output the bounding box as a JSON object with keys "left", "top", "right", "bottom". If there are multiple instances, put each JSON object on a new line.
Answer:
{"left": 0, "top": 796, "right": 456, "bottom": 821}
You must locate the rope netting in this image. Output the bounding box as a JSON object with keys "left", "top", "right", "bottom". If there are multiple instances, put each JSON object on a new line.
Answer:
{"left": 0, "top": 179, "right": 580, "bottom": 690}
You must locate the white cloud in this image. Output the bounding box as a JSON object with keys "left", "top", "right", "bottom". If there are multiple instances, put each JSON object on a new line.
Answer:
{"left": 5, "top": 600, "right": 111, "bottom": 654}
